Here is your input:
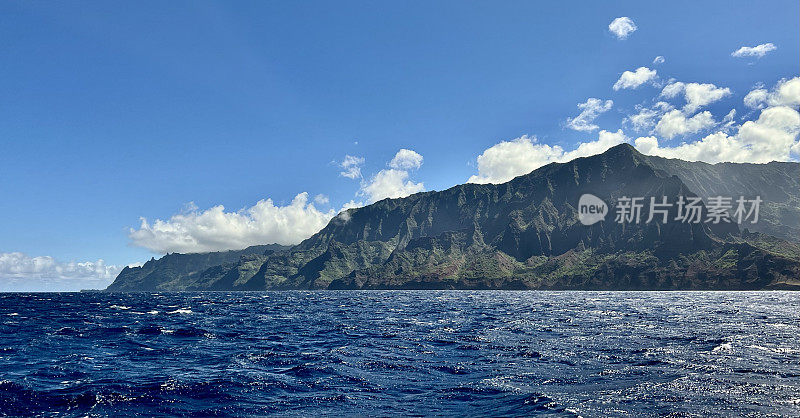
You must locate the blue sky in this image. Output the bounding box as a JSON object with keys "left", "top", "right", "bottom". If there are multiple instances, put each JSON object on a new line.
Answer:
{"left": 0, "top": 1, "right": 798, "bottom": 290}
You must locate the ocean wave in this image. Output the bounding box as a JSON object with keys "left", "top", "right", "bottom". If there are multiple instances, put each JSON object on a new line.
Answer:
{"left": 167, "top": 308, "right": 192, "bottom": 314}
{"left": 0, "top": 291, "right": 798, "bottom": 416}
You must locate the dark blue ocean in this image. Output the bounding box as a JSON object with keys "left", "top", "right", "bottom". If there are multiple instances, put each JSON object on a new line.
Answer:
{"left": 1, "top": 291, "right": 799, "bottom": 417}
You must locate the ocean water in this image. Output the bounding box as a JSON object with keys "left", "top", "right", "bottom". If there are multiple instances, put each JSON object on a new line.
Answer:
{"left": 0, "top": 291, "right": 799, "bottom": 417}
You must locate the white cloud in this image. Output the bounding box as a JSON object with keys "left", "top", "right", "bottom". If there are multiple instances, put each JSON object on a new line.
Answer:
{"left": 660, "top": 81, "right": 684, "bottom": 99}
{"left": 313, "top": 194, "right": 330, "bottom": 205}
{"left": 608, "top": 17, "right": 637, "bottom": 40}
{"left": 467, "top": 135, "right": 559, "bottom": 184}
{"left": 361, "top": 169, "right": 425, "bottom": 203}
{"left": 744, "top": 88, "right": 769, "bottom": 109}
{"left": 737, "top": 106, "right": 800, "bottom": 159}
{"left": 340, "top": 200, "right": 362, "bottom": 211}
{"left": 467, "top": 130, "right": 628, "bottom": 184}
{"left": 721, "top": 109, "right": 738, "bottom": 131}
{"left": 472, "top": 75, "right": 800, "bottom": 186}
{"left": 660, "top": 81, "right": 732, "bottom": 113}
{"left": 131, "top": 148, "right": 428, "bottom": 254}
{"left": 683, "top": 83, "right": 732, "bottom": 112}
{"left": 638, "top": 78, "right": 800, "bottom": 163}
{"left": 567, "top": 129, "right": 629, "bottom": 159}
{"left": 626, "top": 107, "right": 660, "bottom": 132}
{"left": 655, "top": 109, "right": 716, "bottom": 139}
{"left": 625, "top": 101, "right": 673, "bottom": 132}
{"left": 613, "top": 67, "right": 657, "bottom": 91}
{"left": 731, "top": 43, "right": 777, "bottom": 59}
{"left": 744, "top": 77, "right": 800, "bottom": 109}
{"left": 653, "top": 56, "right": 665, "bottom": 65}
{"left": 636, "top": 105, "right": 800, "bottom": 163}
{"left": 389, "top": 148, "right": 424, "bottom": 170}
{"left": 773, "top": 77, "right": 800, "bottom": 107}
{"left": 339, "top": 155, "right": 364, "bottom": 179}
{"left": 360, "top": 149, "right": 425, "bottom": 203}
{"left": 565, "top": 98, "right": 614, "bottom": 131}
{"left": 129, "top": 192, "right": 336, "bottom": 253}
{"left": 0, "top": 252, "right": 122, "bottom": 291}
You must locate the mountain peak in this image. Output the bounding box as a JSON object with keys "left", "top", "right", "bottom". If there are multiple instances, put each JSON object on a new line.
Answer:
{"left": 603, "top": 142, "right": 642, "bottom": 157}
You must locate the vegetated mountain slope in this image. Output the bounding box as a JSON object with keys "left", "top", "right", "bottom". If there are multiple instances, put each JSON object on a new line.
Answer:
{"left": 106, "top": 144, "right": 800, "bottom": 291}
{"left": 106, "top": 244, "right": 290, "bottom": 291}
{"left": 642, "top": 155, "right": 800, "bottom": 241}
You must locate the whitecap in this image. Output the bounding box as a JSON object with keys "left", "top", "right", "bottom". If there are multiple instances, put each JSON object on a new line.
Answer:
{"left": 748, "top": 344, "right": 771, "bottom": 352}
{"left": 167, "top": 308, "right": 192, "bottom": 314}
{"left": 712, "top": 342, "right": 732, "bottom": 352}
{"left": 109, "top": 305, "right": 130, "bottom": 310}
{"left": 748, "top": 344, "right": 799, "bottom": 354}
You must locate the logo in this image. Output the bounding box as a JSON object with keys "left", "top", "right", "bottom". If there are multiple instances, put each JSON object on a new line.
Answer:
{"left": 576, "top": 194, "right": 761, "bottom": 226}
{"left": 578, "top": 194, "right": 608, "bottom": 226}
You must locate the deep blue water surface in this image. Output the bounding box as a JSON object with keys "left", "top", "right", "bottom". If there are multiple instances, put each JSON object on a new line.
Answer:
{"left": 1, "top": 291, "right": 799, "bottom": 417}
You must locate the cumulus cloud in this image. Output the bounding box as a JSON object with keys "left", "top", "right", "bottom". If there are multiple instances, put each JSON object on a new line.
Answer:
{"left": 626, "top": 107, "right": 661, "bottom": 132}
{"left": 564, "top": 129, "right": 629, "bottom": 159}
{"left": 131, "top": 149, "right": 427, "bottom": 253}
{"left": 361, "top": 169, "right": 425, "bottom": 203}
{"left": 774, "top": 77, "right": 800, "bottom": 107}
{"left": 743, "top": 77, "right": 800, "bottom": 109}
{"left": 129, "top": 192, "right": 336, "bottom": 253}
{"left": 660, "top": 81, "right": 732, "bottom": 113}
{"left": 389, "top": 149, "right": 424, "bottom": 170}
{"left": 608, "top": 17, "right": 637, "bottom": 40}
{"left": 0, "top": 252, "right": 122, "bottom": 291}
{"left": 624, "top": 101, "right": 673, "bottom": 132}
{"left": 133, "top": 149, "right": 429, "bottom": 255}
{"left": 636, "top": 105, "right": 800, "bottom": 163}
{"left": 731, "top": 43, "right": 777, "bottom": 59}
{"left": 653, "top": 56, "right": 665, "bottom": 65}
{"left": 655, "top": 110, "right": 716, "bottom": 139}
{"left": 339, "top": 155, "right": 364, "bottom": 179}
{"left": 744, "top": 88, "right": 769, "bottom": 109}
{"left": 565, "top": 98, "right": 614, "bottom": 131}
{"left": 313, "top": 194, "right": 330, "bottom": 205}
{"left": 613, "top": 67, "right": 657, "bottom": 91}
{"left": 637, "top": 78, "right": 800, "bottom": 162}
{"left": 467, "top": 130, "right": 628, "bottom": 184}
{"left": 472, "top": 77, "right": 800, "bottom": 185}
{"left": 721, "top": 109, "right": 738, "bottom": 131}
{"left": 659, "top": 81, "right": 684, "bottom": 99}
{"left": 359, "top": 149, "right": 425, "bottom": 202}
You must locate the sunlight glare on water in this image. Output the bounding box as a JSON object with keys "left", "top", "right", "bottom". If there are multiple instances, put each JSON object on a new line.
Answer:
{"left": 0, "top": 291, "right": 799, "bottom": 416}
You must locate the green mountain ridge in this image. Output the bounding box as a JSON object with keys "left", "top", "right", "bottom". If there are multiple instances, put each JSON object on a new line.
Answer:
{"left": 641, "top": 155, "right": 800, "bottom": 241}
{"left": 106, "top": 144, "right": 800, "bottom": 291}
{"left": 108, "top": 244, "right": 290, "bottom": 291}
